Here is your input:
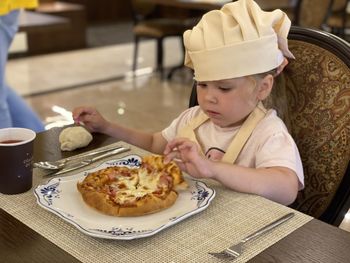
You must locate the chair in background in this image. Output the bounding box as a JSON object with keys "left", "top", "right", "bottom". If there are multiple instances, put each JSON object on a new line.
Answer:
{"left": 129, "top": 0, "right": 197, "bottom": 79}
{"left": 325, "top": 0, "right": 350, "bottom": 39}
{"left": 189, "top": 26, "right": 350, "bottom": 226}
{"left": 293, "top": 0, "right": 334, "bottom": 29}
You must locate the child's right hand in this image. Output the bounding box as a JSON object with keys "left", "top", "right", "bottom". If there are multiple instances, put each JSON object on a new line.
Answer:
{"left": 72, "top": 106, "right": 109, "bottom": 133}
{"left": 163, "top": 137, "right": 212, "bottom": 179}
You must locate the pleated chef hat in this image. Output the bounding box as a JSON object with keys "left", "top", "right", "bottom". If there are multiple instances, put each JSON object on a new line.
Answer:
{"left": 183, "top": 0, "right": 295, "bottom": 81}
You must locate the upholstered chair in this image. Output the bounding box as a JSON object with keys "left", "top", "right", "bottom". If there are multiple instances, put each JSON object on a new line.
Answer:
{"left": 268, "top": 27, "right": 350, "bottom": 226}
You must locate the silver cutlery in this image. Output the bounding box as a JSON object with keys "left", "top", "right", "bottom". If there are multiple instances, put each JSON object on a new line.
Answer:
{"left": 34, "top": 146, "right": 126, "bottom": 170}
{"left": 52, "top": 147, "right": 130, "bottom": 175}
{"left": 209, "top": 212, "right": 294, "bottom": 260}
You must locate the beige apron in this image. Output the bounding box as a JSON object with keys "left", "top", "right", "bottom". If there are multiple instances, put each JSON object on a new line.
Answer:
{"left": 177, "top": 102, "right": 267, "bottom": 163}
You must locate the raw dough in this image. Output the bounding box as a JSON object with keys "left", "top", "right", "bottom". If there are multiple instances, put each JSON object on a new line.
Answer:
{"left": 59, "top": 126, "right": 93, "bottom": 151}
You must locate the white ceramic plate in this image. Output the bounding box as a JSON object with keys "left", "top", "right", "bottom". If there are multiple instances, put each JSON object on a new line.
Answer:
{"left": 34, "top": 154, "right": 216, "bottom": 240}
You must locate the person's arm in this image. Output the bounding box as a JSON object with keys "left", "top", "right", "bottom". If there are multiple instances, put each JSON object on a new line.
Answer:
{"left": 103, "top": 123, "right": 167, "bottom": 154}
{"left": 204, "top": 162, "right": 298, "bottom": 205}
{"left": 72, "top": 106, "right": 168, "bottom": 154}
{"left": 164, "top": 137, "right": 299, "bottom": 205}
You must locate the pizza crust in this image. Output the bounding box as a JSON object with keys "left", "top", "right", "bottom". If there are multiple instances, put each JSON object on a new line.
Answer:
{"left": 118, "top": 191, "right": 178, "bottom": 217}
{"left": 77, "top": 184, "right": 178, "bottom": 217}
{"left": 77, "top": 184, "right": 120, "bottom": 215}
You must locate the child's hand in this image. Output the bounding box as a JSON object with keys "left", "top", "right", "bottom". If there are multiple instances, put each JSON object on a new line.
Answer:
{"left": 164, "top": 138, "right": 212, "bottom": 179}
{"left": 72, "top": 107, "right": 109, "bottom": 133}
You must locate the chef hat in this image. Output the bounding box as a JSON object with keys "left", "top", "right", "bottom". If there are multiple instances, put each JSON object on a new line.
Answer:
{"left": 183, "top": 0, "right": 295, "bottom": 81}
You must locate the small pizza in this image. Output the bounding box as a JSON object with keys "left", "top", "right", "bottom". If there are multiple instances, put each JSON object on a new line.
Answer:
{"left": 77, "top": 155, "right": 188, "bottom": 217}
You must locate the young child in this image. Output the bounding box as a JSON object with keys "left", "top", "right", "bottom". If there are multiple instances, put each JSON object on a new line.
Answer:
{"left": 73, "top": 0, "right": 304, "bottom": 205}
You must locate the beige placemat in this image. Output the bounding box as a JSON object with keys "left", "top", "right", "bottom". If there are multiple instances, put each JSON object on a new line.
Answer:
{"left": 0, "top": 142, "right": 312, "bottom": 263}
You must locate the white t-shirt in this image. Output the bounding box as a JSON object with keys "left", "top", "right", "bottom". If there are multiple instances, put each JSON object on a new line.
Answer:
{"left": 162, "top": 106, "right": 304, "bottom": 189}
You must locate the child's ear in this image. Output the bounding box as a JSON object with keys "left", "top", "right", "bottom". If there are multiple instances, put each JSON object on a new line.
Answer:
{"left": 257, "top": 74, "right": 274, "bottom": 100}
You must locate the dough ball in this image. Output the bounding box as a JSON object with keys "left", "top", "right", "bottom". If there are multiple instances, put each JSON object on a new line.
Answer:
{"left": 59, "top": 126, "right": 93, "bottom": 151}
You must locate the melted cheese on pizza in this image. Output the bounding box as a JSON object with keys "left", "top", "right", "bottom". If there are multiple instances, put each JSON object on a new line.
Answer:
{"left": 138, "top": 169, "right": 161, "bottom": 191}
{"left": 107, "top": 167, "right": 164, "bottom": 205}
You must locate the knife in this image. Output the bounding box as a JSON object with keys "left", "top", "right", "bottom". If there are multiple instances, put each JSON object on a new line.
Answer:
{"left": 53, "top": 147, "right": 130, "bottom": 175}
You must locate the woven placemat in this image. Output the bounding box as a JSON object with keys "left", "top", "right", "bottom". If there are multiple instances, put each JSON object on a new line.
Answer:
{"left": 0, "top": 142, "right": 312, "bottom": 262}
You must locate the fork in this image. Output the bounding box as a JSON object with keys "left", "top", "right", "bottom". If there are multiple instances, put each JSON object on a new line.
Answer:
{"left": 209, "top": 212, "right": 294, "bottom": 260}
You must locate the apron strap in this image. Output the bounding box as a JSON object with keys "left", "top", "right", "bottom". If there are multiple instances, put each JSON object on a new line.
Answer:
{"left": 177, "top": 102, "right": 267, "bottom": 163}
{"left": 177, "top": 110, "right": 209, "bottom": 152}
{"left": 221, "top": 102, "right": 266, "bottom": 163}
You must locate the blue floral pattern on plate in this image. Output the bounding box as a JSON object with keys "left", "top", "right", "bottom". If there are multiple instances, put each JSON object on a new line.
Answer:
{"left": 39, "top": 180, "right": 61, "bottom": 205}
{"left": 34, "top": 154, "right": 215, "bottom": 240}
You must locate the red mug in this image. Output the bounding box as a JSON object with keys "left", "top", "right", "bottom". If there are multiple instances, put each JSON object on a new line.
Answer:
{"left": 0, "top": 128, "right": 36, "bottom": 194}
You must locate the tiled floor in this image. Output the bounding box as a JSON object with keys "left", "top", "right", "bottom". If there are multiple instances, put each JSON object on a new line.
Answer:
{"left": 7, "top": 39, "right": 350, "bottom": 232}
{"left": 8, "top": 37, "right": 185, "bottom": 97}
{"left": 24, "top": 73, "right": 193, "bottom": 131}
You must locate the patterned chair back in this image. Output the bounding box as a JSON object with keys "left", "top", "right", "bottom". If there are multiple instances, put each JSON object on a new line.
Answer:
{"left": 269, "top": 26, "right": 350, "bottom": 225}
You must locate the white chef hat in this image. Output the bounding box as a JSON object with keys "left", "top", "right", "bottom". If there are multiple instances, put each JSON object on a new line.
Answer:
{"left": 183, "top": 0, "right": 295, "bottom": 81}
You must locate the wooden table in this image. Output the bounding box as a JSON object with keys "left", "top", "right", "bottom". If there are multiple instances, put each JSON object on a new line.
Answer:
{"left": 18, "top": 10, "right": 69, "bottom": 34}
{"left": 1, "top": 127, "right": 350, "bottom": 262}
{"left": 147, "top": 0, "right": 297, "bottom": 12}
{"left": 18, "top": 2, "right": 87, "bottom": 55}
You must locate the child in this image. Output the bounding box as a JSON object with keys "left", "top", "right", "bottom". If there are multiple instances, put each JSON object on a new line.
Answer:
{"left": 73, "top": 0, "right": 304, "bottom": 205}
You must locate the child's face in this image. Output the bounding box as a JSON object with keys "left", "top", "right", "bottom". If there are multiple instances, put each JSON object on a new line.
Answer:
{"left": 197, "top": 76, "right": 268, "bottom": 128}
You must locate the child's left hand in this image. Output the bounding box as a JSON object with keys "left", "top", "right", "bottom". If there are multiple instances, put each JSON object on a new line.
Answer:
{"left": 163, "top": 138, "right": 212, "bottom": 179}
